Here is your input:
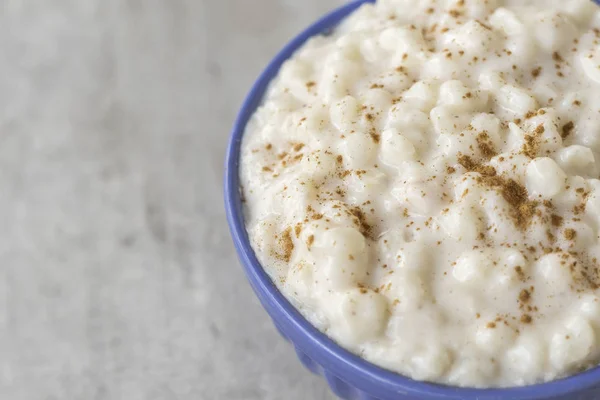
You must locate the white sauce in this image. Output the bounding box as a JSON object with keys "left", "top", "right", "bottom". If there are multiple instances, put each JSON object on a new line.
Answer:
{"left": 240, "top": 0, "right": 600, "bottom": 387}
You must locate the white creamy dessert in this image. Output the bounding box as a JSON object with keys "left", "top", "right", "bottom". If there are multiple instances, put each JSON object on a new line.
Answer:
{"left": 240, "top": 0, "right": 600, "bottom": 388}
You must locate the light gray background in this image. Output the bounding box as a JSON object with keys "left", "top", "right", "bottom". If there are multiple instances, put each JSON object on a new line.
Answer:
{"left": 0, "top": 1, "right": 346, "bottom": 399}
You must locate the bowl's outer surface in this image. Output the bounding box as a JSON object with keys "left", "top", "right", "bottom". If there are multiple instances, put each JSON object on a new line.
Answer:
{"left": 224, "top": 1, "right": 600, "bottom": 399}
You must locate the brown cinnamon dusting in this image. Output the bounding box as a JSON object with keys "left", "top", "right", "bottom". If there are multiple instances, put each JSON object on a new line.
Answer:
{"left": 564, "top": 228, "right": 577, "bottom": 241}
{"left": 520, "top": 314, "right": 533, "bottom": 324}
{"left": 458, "top": 154, "right": 496, "bottom": 176}
{"left": 350, "top": 206, "right": 373, "bottom": 239}
{"left": 515, "top": 266, "right": 526, "bottom": 281}
{"left": 521, "top": 124, "right": 544, "bottom": 158}
{"left": 518, "top": 289, "right": 531, "bottom": 303}
{"left": 504, "top": 181, "right": 538, "bottom": 229}
{"left": 561, "top": 121, "right": 574, "bottom": 139}
{"left": 552, "top": 52, "right": 564, "bottom": 62}
{"left": 370, "top": 130, "right": 381, "bottom": 143}
{"left": 574, "top": 203, "right": 586, "bottom": 215}
{"left": 551, "top": 214, "right": 563, "bottom": 227}
{"left": 531, "top": 67, "right": 542, "bottom": 78}
{"left": 458, "top": 155, "right": 538, "bottom": 229}
{"left": 275, "top": 227, "right": 294, "bottom": 262}
{"left": 306, "top": 235, "right": 314, "bottom": 248}
{"left": 293, "top": 143, "right": 305, "bottom": 152}
{"left": 476, "top": 132, "right": 496, "bottom": 158}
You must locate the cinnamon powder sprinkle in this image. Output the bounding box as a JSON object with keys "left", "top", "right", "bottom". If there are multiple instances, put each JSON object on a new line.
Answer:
{"left": 552, "top": 52, "right": 564, "bottom": 62}
{"left": 293, "top": 143, "right": 305, "bottom": 152}
{"left": 458, "top": 154, "right": 496, "bottom": 177}
{"left": 370, "top": 131, "right": 381, "bottom": 143}
{"left": 458, "top": 155, "right": 538, "bottom": 229}
{"left": 350, "top": 206, "right": 373, "bottom": 239}
{"left": 276, "top": 227, "right": 295, "bottom": 262}
{"left": 515, "top": 266, "right": 526, "bottom": 281}
{"left": 476, "top": 132, "right": 497, "bottom": 159}
{"left": 521, "top": 124, "right": 544, "bottom": 158}
{"left": 306, "top": 235, "right": 314, "bottom": 248}
{"left": 561, "top": 121, "right": 574, "bottom": 139}
{"left": 551, "top": 214, "right": 564, "bottom": 227}
{"left": 519, "top": 289, "right": 531, "bottom": 303}
{"left": 564, "top": 228, "right": 577, "bottom": 241}
{"left": 573, "top": 203, "right": 586, "bottom": 215}
{"left": 531, "top": 67, "right": 542, "bottom": 78}
{"left": 520, "top": 314, "right": 533, "bottom": 324}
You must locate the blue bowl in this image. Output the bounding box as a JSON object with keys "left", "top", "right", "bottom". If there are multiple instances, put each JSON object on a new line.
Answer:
{"left": 224, "top": 1, "right": 600, "bottom": 399}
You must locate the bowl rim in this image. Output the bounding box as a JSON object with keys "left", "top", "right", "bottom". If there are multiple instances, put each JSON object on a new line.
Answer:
{"left": 223, "top": 1, "right": 600, "bottom": 398}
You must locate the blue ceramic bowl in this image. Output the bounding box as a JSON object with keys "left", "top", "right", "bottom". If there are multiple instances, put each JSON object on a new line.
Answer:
{"left": 224, "top": 1, "right": 600, "bottom": 399}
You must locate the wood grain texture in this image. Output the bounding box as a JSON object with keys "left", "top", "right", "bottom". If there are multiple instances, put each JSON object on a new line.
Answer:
{"left": 0, "top": 0, "right": 344, "bottom": 399}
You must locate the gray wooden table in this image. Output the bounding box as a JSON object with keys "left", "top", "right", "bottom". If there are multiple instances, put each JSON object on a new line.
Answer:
{"left": 0, "top": 1, "right": 345, "bottom": 399}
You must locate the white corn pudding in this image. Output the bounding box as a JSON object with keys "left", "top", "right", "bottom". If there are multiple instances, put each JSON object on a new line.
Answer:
{"left": 240, "top": 0, "right": 600, "bottom": 388}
